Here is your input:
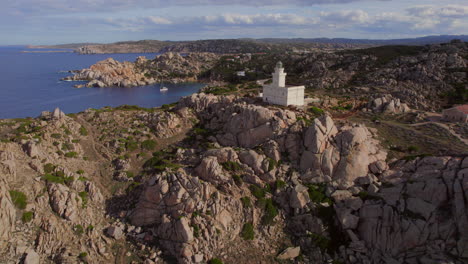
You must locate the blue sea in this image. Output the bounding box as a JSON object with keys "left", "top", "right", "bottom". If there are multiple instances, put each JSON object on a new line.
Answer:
{"left": 0, "top": 46, "right": 205, "bottom": 119}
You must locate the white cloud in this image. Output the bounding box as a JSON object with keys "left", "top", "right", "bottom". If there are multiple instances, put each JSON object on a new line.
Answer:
{"left": 320, "top": 10, "right": 370, "bottom": 24}
{"left": 407, "top": 5, "right": 468, "bottom": 18}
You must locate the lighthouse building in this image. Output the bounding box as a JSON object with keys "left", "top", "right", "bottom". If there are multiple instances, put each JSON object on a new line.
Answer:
{"left": 262, "top": 61, "right": 305, "bottom": 106}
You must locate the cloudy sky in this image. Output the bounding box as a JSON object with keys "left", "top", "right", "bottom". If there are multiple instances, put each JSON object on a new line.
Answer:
{"left": 2, "top": 0, "right": 467, "bottom": 45}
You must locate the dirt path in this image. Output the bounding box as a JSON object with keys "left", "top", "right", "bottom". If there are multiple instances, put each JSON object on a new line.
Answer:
{"left": 75, "top": 116, "right": 111, "bottom": 162}
{"left": 410, "top": 121, "right": 468, "bottom": 146}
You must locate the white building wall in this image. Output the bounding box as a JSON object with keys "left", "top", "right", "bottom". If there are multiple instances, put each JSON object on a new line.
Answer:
{"left": 286, "top": 86, "right": 305, "bottom": 106}
{"left": 263, "top": 85, "right": 288, "bottom": 105}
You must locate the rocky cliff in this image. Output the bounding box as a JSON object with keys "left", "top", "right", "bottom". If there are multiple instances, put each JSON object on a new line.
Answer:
{"left": 0, "top": 93, "right": 466, "bottom": 264}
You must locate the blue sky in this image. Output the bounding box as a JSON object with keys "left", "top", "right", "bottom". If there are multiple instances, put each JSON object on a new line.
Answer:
{"left": 1, "top": 0, "right": 467, "bottom": 45}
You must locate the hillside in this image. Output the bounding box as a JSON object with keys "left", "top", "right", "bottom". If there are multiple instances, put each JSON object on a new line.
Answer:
{"left": 0, "top": 91, "right": 467, "bottom": 264}
{"left": 47, "top": 35, "right": 468, "bottom": 54}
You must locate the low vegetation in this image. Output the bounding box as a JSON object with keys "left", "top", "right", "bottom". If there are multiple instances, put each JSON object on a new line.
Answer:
{"left": 9, "top": 190, "right": 27, "bottom": 209}
{"left": 240, "top": 222, "right": 255, "bottom": 240}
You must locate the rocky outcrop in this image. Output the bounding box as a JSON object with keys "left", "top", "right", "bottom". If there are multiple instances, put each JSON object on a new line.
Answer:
{"left": 63, "top": 58, "right": 153, "bottom": 88}
{"left": 48, "top": 183, "right": 81, "bottom": 222}
{"left": 330, "top": 156, "right": 468, "bottom": 263}
{"left": 129, "top": 170, "right": 243, "bottom": 262}
{"left": 63, "top": 52, "right": 219, "bottom": 88}
{"left": 364, "top": 94, "right": 411, "bottom": 114}
{"left": 180, "top": 94, "right": 387, "bottom": 185}
{"left": 0, "top": 178, "right": 15, "bottom": 250}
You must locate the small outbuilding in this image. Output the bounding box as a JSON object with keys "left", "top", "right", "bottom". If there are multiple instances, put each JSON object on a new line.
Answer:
{"left": 442, "top": 105, "right": 468, "bottom": 123}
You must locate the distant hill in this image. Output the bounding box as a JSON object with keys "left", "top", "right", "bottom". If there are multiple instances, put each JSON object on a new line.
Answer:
{"left": 34, "top": 35, "right": 468, "bottom": 54}
{"left": 27, "top": 43, "right": 100, "bottom": 49}
{"left": 253, "top": 35, "right": 468, "bottom": 45}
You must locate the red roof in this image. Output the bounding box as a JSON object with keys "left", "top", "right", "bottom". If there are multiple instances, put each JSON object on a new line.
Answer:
{"left": 454, "top": 105, "right": 468, "bottom": 114}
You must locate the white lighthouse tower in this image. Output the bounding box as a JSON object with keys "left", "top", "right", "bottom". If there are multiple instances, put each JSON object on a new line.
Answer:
{"left": 262, "top": 61, "right": 305, "bottom": 106}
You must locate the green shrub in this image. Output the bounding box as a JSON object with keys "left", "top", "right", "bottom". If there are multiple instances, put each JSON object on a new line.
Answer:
{"left": 74, "top": 224, "right": 84, "bottom": 235}
{"left": 86, "top": 225, "right": 94, "bottom": 232}
{"left": 261, "top": 198, "right": 278, "bottom": 225}
{"left": 9, "top": 190, "right": 27, "bottom": 209}
{"left": 221, "top": 161, "right": 242, "bottom": 172}
{"left": 71, "top": 139, "right": 80, "bottom": 143}
{"left": 208, "top": 258, "right": 224, "bottom": 264}
{"left": 306, "top": 183, "right": 333, "bottom": 205}
{"left": 192, "top": 224, "right": 200, "bottom": 238}
{"left": 42, "top": 172, "right": 73, "bottom": 185}
{"left": 249, "top": 185, "right": 266, "bottom": 199}
{"left": 78, "top": 191, "right": 88, "bottom": 208}
{"left": 22, "top": 211, "right": 34, "bottom": 223}
{"left": 63, "top": 127, "right": 72, "bottom": 135}
{"left": 232, "top": 174, "right": 242, "bottom": 185}
{"left": 125, "top": 171, "right": 134, "bottom": 178}
{"left": 61, "top": 142, "right": 73, "bottom": 151}
{"left": 240, "top": 222, "right": 255, "bottom": 240}
{"left": 51, "top": 133, "right": 61, "bottom": 139}
{"left": 64, "top": 152, "right": 78, "bottom": 158}
{"left": 125, "top": 141, "right": 139, "bottom": 151}
{"left": 43, "top": 163, "right": 56, "bottom": 173}
{"left": 274, "top": 180, "right": 286, "bottom": 191}
{"left": 309, "top": 232, "right": 331, "bottom": 250}
{"left": 267, "top": 158, "right": 277, "bottom": 171}
{"left": 240, "top": 197, "right": 251, "bottom": 208}
{"left": 310, "top": 106, "right": 324, "bottom": 115}
{"left": 78, "top": 252, "right": 88, "bottom": 259}
{"left": 76, "top": 169, "right": 84, "bottom": 175}
{"left": 141, "top": 139, "right": 157, "bottom": 150}
{"left": 79, "top": 126, "right": 88, "bottom": 136}
{"left": 407, "top": 145, "right": 419, "bottom": 152}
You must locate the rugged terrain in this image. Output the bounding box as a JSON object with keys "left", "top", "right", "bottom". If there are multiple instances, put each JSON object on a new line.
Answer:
{"left": 0, "top": 90, "right": 467, "bottom": 264}
{"left": 65, "top": 41, "right": 466, "bottom": 112}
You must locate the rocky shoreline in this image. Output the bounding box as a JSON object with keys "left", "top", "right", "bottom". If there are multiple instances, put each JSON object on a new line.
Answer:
{"left": 63, "top": 52, "right": 219, "bottom": 88}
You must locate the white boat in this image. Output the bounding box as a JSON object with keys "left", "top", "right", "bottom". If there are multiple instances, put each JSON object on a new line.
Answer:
{"left": 160, "top": 86, "right": 169, "bottom": 92}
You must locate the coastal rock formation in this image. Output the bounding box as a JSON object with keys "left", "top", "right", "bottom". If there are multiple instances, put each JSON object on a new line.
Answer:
{"left": 63, "top": 52, "right": 219, "bottom": 88}
{"left": 63, "top": 58, "right": 153, "bottom": 88}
